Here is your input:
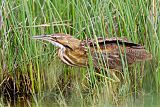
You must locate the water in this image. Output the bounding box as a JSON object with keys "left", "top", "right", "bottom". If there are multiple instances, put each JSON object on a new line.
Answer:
{"left": 1, "top": 94, "right": 160, "bottom": 107}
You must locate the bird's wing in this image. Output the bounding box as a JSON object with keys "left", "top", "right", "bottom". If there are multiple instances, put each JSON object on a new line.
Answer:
{"left": 83, "top": 37, "right": 144, "bottom": 49}
{"left": 92, "top": 50, "right": 124, "bottom": 70}
{"left": 84, "top": 37, "right": 151, "bottom": 70}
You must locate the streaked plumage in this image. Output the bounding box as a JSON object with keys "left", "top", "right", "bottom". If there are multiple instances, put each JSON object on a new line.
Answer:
{"left": 32, "top": 33, "right": 152, "bottom": 70}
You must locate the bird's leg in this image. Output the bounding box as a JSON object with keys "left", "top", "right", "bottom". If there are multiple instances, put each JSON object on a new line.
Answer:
{"left": 98, "top": 68, "right": 121, "bottom": 83}
{"left": 107, "top": 68, "right": 125, "bottom": 83}
{"left": 109, "top": 70, "right": 120, "bottom": 83}
{"left": 94, "top": 68, "right": 121, "bottom": 83}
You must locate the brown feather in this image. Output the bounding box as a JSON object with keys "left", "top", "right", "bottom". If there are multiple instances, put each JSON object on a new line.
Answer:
{"left": 81, "top": 37, "right": 152, "bottom": 70}
{"left": 33, "top": 34, "right": 152, "bottom": 70}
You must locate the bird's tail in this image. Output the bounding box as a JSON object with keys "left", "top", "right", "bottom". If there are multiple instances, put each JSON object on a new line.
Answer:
{"left": 126, "top": 48, "right": 152, "bottom": 62}
{"left": 140, "top": 51, "right": 152, "bottom": 61}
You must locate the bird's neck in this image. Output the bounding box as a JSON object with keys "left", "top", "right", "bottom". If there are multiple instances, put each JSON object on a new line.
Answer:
{"left": 58, "top": 47, "right": 88, "bottom": 67}
{"left": 58, "top": 48, "right": 73, "bottom": 66}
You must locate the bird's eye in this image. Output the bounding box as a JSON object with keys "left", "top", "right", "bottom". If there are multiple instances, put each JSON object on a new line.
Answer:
{"left": 52, "top": 36, "right": 56, "bottom": 39}
{"left": 50, "top": 37, "right": 57, "bottom": 41}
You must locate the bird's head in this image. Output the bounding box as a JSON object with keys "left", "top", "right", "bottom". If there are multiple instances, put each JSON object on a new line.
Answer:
{"left": 32, "top": 33, "right": 81, "bottom": 50}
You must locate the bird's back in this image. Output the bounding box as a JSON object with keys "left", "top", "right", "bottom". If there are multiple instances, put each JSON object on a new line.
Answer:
{"left": 82, "top": 37, "right": 152, "bottom": 69}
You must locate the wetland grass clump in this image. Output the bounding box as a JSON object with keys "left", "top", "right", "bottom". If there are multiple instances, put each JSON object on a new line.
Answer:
{"left": 0, "top": 0, "right": 159, "bottom": 106}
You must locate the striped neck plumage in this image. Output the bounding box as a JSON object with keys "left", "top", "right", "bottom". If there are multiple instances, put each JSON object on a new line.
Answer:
{"left": 47, "top": 39, "right": 65, "bottom": 50}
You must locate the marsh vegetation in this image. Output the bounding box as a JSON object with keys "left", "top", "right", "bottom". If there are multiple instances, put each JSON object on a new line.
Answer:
{"left": 0, "top": 0, "right": 160, "bottom": 106}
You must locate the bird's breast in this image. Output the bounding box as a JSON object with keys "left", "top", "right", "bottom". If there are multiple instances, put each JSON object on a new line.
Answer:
{"left": 58, "top": 48, "right": 88, "bottom": 67}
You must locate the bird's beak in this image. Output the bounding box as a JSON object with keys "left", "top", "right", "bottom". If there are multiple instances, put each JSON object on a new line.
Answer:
{"left": 32, "top": 35, "right": 51, "bottom": 40}
{"left": 32, "top": 34, "right": 65, "bottom": 49}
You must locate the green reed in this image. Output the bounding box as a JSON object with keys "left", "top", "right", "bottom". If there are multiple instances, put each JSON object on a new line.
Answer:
{"left": 0, "top": 0, "right": 159, "bottom": 106}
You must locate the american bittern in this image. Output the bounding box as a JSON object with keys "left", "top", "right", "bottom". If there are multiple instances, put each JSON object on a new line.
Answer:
{"left": 33, "top": 33, "right": 152, "bottom": 81}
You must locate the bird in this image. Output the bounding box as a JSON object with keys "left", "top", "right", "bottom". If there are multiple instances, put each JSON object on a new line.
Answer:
{"left": 32, "top": 33, "right": 152, "bottom": 81}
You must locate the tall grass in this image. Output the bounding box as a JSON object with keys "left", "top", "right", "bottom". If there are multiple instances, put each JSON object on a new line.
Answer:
{"left": 0, "top": 0, "right": 159, "bottom": 106}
